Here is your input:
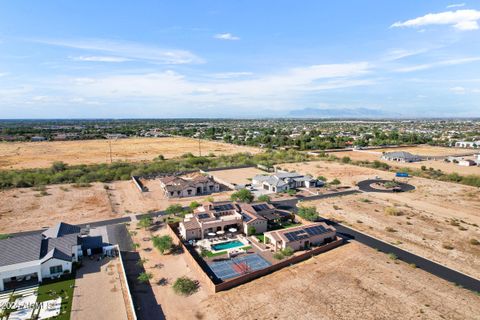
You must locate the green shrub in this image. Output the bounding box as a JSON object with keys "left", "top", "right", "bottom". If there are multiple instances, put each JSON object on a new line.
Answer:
{"left": 230, "top": 189, "right": 254, "bottom": 203}
{"left": 257, "top": 194, "right": 271, "bottom": 203}
{"left": 172, "top": 277, "right": 198, "bottom": 296}
{"left": 297, "top": 206, "right": 319, "bottom": 221}
{"left": 137, "top": 272, "right": 153, "bottom": 283}
{"left": 152, "top": 235, "right": 173, "bottom": 254}
{"left": 273, "top": 252, "right": 285, "bottom": 260}
{"left": 281, "top": 247, "right": 294, "bottom": 257}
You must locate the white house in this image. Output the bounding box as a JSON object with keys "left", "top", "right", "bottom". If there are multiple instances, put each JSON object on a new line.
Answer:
{"left": 458, "top": 159, "right": 477, "bottom": 167}
{"left": 381, "top": 151, "right": 422, "bottom": 163}
{"left": 0, "top": 222, "right": 105, "bottom": 291}
{"left": 252, "top": 172, "right": 323, "bottom": 193}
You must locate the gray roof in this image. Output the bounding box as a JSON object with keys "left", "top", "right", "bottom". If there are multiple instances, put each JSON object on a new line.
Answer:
{"left": 42, "top": 222, "right": 81, "bottom": 239}
{"left": 0, "top": 222, "right": 88, "bottom": 268}
{"left": 383, "top": 151, "right": 421, "bottom": 160}
{"left": 0, "top": 234, "right": 45, "bottom": 267}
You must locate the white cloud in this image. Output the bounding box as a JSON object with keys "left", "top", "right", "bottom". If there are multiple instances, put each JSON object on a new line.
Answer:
{"left": 214, "top": 33, "right": 240, "bottom": 40}
{"left": 450, "top": 86, "right": 466, "bottom": 94}
{"left": 67, "top": 62, "right": 372, "bottom": 109}
{"left": 0, "top": 72, "right": 8, "bottom": 77}
{"left": 391, "top": 9, "right": 480, "bottom": 31}
{"left": 447, "top": 3, "right": 465, "bottom": 8}
{"left": 394, "top": 56, "right": 480, "bottom": 72}
{"left": 383, "top": 48, "right": 430, "bottom": 61}
{"left": 33, "top": 38, "right": 204, "bottom": 64}
{"left": 209, "top": 72, "right": 253, "bottom": 79}
{"left": 72, "top": 56, "right": 131, "bottom": 62}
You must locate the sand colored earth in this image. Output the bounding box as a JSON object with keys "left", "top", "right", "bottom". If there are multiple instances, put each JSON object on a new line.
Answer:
{"left": 198, "top": 242, "right": 479, "bottom": 320}
{"left": 331, "top": 148, "right": 480, "bottom": 175}
{"left": 0, "top": 183, "right": 115, "bottom": 233}
{"left": 110, "top": 178, "right": 234, "bottom": 215}
{"left": 281, "top": 160, "right": 480, "bottom": 278}
{"left": 0, "top": 137, "right": 260, "bottom": 170}
{"left": 0, "top": 179, "right": 233, "bottom": 234}
{"left": 206, "top": 167, "right": 265, "bottom": 185}
{"left": 128, "top": 224, "right": 210, "bottom": 320}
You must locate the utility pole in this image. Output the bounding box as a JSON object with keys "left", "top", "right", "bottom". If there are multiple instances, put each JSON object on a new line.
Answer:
{"left": 108, "top": 139, "right": 113, "bottom": 163}
{"left": 198, "top": 135, "right": 202, "bottom": 157}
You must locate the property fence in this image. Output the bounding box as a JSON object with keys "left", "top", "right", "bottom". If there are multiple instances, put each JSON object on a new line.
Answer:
{"left": 166, "top": 223, "right": 343, "bottom": 293}
{"left": 116, "top": 245, "right": 137, "bottom": 320}
{"left": 131, "top": 176, "right": 147, "bottom": 192}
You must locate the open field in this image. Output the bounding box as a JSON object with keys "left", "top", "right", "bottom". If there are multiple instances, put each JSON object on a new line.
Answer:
{"left": 372, "top": 145, "right": 475, "bottom": 156}
{"left": 0, "top": 183, "right": 115, "bottom": 233}
{"left": 0, "top": 179, "right": 233, "bottom": 234}
{"left": 330, "top": 147, "right": 480, "bottom": 175}
{"left": 281, "top": 160, "right": 480, "bottom": 278}
{"left": 207, "top": 167, "right": 266, "bottom": 185}
{"left": 111, "top": 178, "right": 233, "bottom": 215}
{"left": 0, "top": 137, "right": 261, "bottom": 170}
{"left": 199, "top": 242, "right": 479, "bottom": 320}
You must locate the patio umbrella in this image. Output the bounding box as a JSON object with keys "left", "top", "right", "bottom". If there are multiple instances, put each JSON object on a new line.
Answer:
{"left": 208, "top": 232, "right": 216, "bottom": 236}
{"left": 228, "top": 228, "right": 237, "bottom": 233}
{"left": 216, "top": 230, "right": 225, "bottom": 235}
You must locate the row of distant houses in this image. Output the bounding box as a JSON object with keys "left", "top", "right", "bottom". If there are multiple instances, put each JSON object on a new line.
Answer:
{"left": 455, "top": 140, "right": 480, "bottom": 148}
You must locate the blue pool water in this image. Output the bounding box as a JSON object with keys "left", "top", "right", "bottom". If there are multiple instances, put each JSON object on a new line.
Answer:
{"left": 211, "top": 240, "right": 244, "bottom": 251}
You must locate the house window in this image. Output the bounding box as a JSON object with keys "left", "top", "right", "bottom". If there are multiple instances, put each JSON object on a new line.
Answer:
{"left": 50, "top": 265, "right": 63, "bottom": 274}
{"left": 187, "top": 189, "right": 192, "bottom": 195}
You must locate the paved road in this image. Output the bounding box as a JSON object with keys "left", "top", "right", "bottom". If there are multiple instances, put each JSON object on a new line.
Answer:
{"left": 357, "top": 179, "right": 415, "bottom": 193}
{"left": 6, "top": 187, "right": 480, "bottom": 292}
{"left": 274, "top": 198, "right": 480, "bottom": 292}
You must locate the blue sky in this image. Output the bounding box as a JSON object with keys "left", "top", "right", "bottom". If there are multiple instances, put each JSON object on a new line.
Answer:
{"left": 0, "top": 1, "right": 479, "bottom": 118}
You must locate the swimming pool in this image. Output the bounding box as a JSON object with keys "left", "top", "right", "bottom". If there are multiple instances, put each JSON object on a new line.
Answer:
{"left": 211, "top": 240, "right": 244, "bottom": 251}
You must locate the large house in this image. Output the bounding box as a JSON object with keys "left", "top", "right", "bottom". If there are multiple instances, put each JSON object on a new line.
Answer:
{"left": 179, "top": 201, "right": 293, "bottom": 240}
{"left": 264, "top": 222, "right": 336, "bottom": 251}
{"left": 252, "top": 172, "right": 323, "bottom": 193}
{"left": 0, "top": 222, "right": 105, "bottom": 291}
{"left": 381, "top": 151, "right": 422, "bottom": 163}
{"left": 159, "top": 174, "right": 220, "bottom": 198}
{"left": 455, "top": 141, "right": 480, "bottom": 148}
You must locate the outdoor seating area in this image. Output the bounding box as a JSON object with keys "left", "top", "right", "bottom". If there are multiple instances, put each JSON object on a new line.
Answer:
{"left": 0, "top": 285, "right": 62, "bottom": 320}
{"left": 194, "top": 233, "right": 249, "bottom": 255}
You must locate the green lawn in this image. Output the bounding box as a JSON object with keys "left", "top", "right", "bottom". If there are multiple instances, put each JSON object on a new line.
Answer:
{"left": 255, "top": 234, "right": 265, "bottom": 243}
{"left": 36, "top": 275, "right": 75, "bottom": 320}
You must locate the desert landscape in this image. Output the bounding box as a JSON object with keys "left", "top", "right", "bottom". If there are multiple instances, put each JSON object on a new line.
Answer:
{"left": 330, "top": 145, "right": 480, "bottom": 175}
{"left": 129, "top": 222, "right": 480, "bottom": 320}
{"left": 198, "top": 242, "right": 479, "bottom": 320}
{"left": 280, "top": 160, "right": 480, "bottom": 278}
{"left": 0, "top": 137, "right": 261, "bottom": 170}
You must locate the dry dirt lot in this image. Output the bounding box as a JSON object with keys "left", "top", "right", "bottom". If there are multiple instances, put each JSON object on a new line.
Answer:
{"left": 0, "top": 137, "right": 260, "bottom": 170}
{"left": 0, "top": 179, "right": 233, "bottom": 234}
{"left": 110, "top": 178, "right": 233, "bottom": 214}
{"left": 331, "top": 148, "right": 480, "bottom": 175}
{"left": 207, "top": 167, "right": 266, "bottom": 185}
{"left": 281, "top": 160, "right": 480, "bottom": 278}
{"left": 0, "top": 183, "right": 116, "bottom": 233}
{"left": 199, "top": 242, "right": 479, "bottom": 320}
{"left": 373, "top": 145, "right": 473, "bottom": 156}
{"left": 128, "top": 224, "right": 210, "bottom": 320}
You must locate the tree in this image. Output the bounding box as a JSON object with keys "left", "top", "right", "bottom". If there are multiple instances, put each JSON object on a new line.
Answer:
{"left": 247, "top": 226, "right": 256, "bottom": 236}
{"left": 137, "top": 272, "right": 153, "bottom": 283}
{"left": 230, "top": 189, "right": 254, "bottom": 203}
{"left": 189, "top": 201, "right": 201, "bottom": 210}
{"left": 166, "top": 204, "right": 184, "bottom": 215}
{"left": 137, "top": 217, "right": 153, "bottom": 230}
{"left": 317, "top": 176, "right": 327, "bottom": 182}
{"left": 330, "top": 178, "right": 341, "bottom": 185}
{"left": 172, "top": 277, "right": 198, "bottom": 296}
{"left": 51, "top": 161, "right": 67, "bottom": 173}
{"left": 297, "top": 206, "right": 319, "bottom": 221}
{"left": 257, "top": 194, "right": 271, "bottom": 203}
{"left": 152, "top": 235, "right": 173, "bottom": 254}
{"left": 341, "top": 156, "right": 351, "bottom": 164}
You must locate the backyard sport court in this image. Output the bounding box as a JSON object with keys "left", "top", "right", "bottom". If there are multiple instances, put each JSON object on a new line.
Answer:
{"left": 207, "top": 253, "right": 271, "bottom": 281}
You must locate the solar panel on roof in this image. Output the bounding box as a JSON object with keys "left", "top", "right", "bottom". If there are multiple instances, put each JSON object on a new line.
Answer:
{"left": 197, "top": 213, "right": 210, "bottom": 219}
{"left": 240, "top": 212, "right": 252, "bottom": 222}
{"left": 214, "top": 204, "right": 234, "bottom": 211}
{"left": 252, "top": 204, "right": 269, "bottom": 211}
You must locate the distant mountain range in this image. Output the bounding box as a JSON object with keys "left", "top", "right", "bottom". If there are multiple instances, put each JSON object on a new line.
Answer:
{"left": 287, "top": 107, "right": 399, "bottom": 118}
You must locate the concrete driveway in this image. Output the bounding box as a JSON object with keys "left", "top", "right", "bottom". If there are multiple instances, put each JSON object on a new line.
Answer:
{"left": 71, "top": 257, "right": 129, "bottom": 320}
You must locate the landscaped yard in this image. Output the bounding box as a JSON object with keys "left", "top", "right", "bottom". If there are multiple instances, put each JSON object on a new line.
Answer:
{"left": 37, "top": 276, "right": 75, "bottom": 320}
